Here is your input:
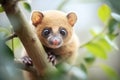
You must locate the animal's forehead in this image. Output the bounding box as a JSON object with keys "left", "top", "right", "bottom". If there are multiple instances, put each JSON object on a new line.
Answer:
{"left": 36, "top": 17, "right": 69, "bottom": 31}
{"left": 39, "top": 10, "right": 68, "bottom": 26}
{"left": 43, "top": 14, "right": 67, "bottom": 21}
{"left": 41, "top": 17, "right": 68, "bottom": 28}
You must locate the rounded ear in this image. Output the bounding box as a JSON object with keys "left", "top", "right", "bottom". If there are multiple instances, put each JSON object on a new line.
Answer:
{"left": 31, "top": 11, "right": 44, "bottom": 27}
{"left": 67, "top": 12, "right": 77, "bottom": 26}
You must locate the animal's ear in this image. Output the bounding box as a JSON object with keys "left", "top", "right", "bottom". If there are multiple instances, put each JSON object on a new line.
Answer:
{"left": 31, "top": 11, "right": 44, "bottom": 27}
{"left": 67, "top": 12, "right": 77, "bottom": 26}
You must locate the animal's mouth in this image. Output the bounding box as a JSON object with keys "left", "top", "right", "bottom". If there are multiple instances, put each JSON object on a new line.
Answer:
{"left": 48, "top": 42, "right": 63, "bottom": 49}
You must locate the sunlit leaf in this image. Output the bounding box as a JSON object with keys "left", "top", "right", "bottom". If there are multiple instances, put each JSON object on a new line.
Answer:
{"left": 97, "top": 37, "right": 112, "bottom": 52}
{"left": 90, "top": 29, "right": 117, "bottom": 51}
{"left": 0, "top": 5, "right": 4, "bottom": 13}
{"left": 85, "top": 42, "right": 107, "bottom": 59}
{"left": 22, "top": 2, "right": 31, "bottom": 12}
{"left": 111, "top": 12, "right": 120, "bottom": 22}
{"left": 6, "top": 38, "right": 22, "bottom": 50}
{"left": 100, "top": 64, "right": 119, "bottom": 80}
{"left": 98, "top": 4, "right": 111, "bottom": 23}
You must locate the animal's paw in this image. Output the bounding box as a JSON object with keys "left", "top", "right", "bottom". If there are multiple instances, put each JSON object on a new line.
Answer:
{"left": 47, "top": 52, "right": 56, "bottom": 65}
{"left": 21, "top": 56, "right": 33, "bottom": 66}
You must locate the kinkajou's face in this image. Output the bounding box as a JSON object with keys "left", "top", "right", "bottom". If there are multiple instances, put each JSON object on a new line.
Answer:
{"left": 41, "top": 26, "right": 68, "bottom": 48}
{"left": 31, "top": 10, "right": 77, "bottom": 48}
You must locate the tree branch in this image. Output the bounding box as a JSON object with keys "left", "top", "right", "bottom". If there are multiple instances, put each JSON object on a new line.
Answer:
{"left": 1, "top": 0, "right": 58, "bottom": 79}
{"left": 5, "top": 33, "right": 17, "bottom": 41}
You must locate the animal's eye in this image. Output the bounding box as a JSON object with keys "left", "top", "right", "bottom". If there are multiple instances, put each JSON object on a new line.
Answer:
{"left": 42, "top": 28, "right": 51, "bottom": 37}
{"left": 59, "top": 28, "right": 67, "bottom": 36}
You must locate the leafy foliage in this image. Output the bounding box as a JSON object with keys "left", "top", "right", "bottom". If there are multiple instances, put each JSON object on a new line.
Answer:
{"left": 111, "top": 13, "right": 120, "bottom": 22}
{"left": 100, "top": 64, "right": 119, "bottom": 80}
{"left": 84, "top": 3, "right": 119, "bottom": 58}
{"left": 98, "top": 4, "right": 111, "bottom": 23}
{"left": 22, "top": 2, "right": 31, "bottom": 12}
{"left": 82, "top": 3, "right": 119, "bottom": 80}
{"left": 0, "top": 5, "right": 4, "bottom": 13}
{"left": 0, "top": 27, "right": 14, "bottom": 62}
{"left": 83, "top": 4, "right": 118, "bottom": 60}
{"left": 0, "top": 33, "right": 23, "bottom": 80}
{"left": 0, "top": 27, "right": 11, "bottom": 37}
{"left": 0, "top": 36, "right": 14, "bottom": 61}
{"left": 85, "top": 42, "right": 107, "bottom": 59}
{"left": 80, "top": 63, "right": 87, "bottom": 73}
{"left": 108, "top": 18, "right": 118, "bottom": 34}
{"left": 84, "top": 53, "right": 95, "bottom": 65}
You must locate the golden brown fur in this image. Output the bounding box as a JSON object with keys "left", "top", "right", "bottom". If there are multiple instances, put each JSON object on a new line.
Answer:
{"left": 31, "top": 10, "right": 79, "bottom": 65}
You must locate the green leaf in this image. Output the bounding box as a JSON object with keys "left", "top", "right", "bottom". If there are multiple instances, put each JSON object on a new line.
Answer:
{"left": 0, "top": 5, "right": 4, "bottom": 13}
{"left": 4, "top": 44, "right": 14, "bottom": 59}
{"left": 108, "top": 18, "right": 118, "bottom": 34}
{"left": 104, "top": 35, "right": 118, "bottom": 50}
{"left": 0, "top": 37, "right": 24, "bottom": 80}
{"left": 80, "top": 63, "right": 87, "bottom": 73}
{"left": 0, "top": 27, "right": 11, "bottom": 39}
{"left": 84, "top": 53, "right": 95, "bottom": 64}
{"left": 6, "top": 38, "right": 22, "bottom": 50}
{"left": 22, "top": 2, "right": 31, "bottom": 12}
{"left": 108, "top": 33, "right": 118, "bottom": 40}
{"left": 97, "top": 37, "right": 112, "bottom": 52}
{"left": 100, "top": 64, "right": 119, "bottom": 80}
{"left": 0, "top": 37, "right": 14, "bottom": 62}
{"left": 69, "top": 66, "right": 87, "bottom": 80}
{"left": 90, "top": 29, "right": 117, "bottom": 51}
{"left": 98, "top": 4, "right": 111, "bottom": 23}
{"left": 111, "top": 13, "right": 120, "bottom": 22}
{"left": 85, "top": 42, "right": 107, "bottom": 59}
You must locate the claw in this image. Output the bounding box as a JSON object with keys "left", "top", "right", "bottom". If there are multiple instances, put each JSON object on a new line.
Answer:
{"left": 51, "top": 56, "right": 56, "bottom": 65}
{"left": 21, "top": 56, "right": 33, "bottom": 66}
{"left": 47, "top": 52, "right": 56, "bottom": 65}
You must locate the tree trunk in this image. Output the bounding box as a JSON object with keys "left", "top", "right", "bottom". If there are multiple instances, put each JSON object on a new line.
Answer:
{"left": 1, "top": 0, "right": 57, "bottom": 80}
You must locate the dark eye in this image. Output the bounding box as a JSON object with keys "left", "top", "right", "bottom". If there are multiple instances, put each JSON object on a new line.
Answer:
{"left": 60, "top": 29, "right": 67, "bottom": 36}
{"left": 42, "top": 29, "right": 51, "bottom": 37}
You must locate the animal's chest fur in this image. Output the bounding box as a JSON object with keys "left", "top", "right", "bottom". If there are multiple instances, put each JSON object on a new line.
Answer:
{"left": 43, "top": 40, "right": 76, "bottom": 60}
